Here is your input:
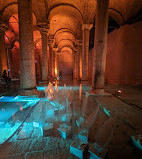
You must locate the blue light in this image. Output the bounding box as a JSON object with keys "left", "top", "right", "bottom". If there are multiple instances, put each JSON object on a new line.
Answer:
{"left": 103, "top": 107, "right": 111, "bottom": 117}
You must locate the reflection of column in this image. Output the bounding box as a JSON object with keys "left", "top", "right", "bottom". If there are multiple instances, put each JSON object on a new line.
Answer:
{"left": 40, "top": 30, "right": 48, "bottom": 81}
{"left": 0, "top": 29, "right": 8, "bottom": 76}
{"left": 82, "top": 24, "right": 93, "bottom": 81}
{"left": 18, "top": 0, "right": 36, "bottom": 89}
{"left": 92, "top": 0, "right": 109, "bottom": 91}
{"left": 77, "top": 41, "right": 82, "bottom": 80}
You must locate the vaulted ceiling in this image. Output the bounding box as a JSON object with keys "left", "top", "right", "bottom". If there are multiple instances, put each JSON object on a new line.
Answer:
{"left": 0, "top": 0, "right": 142, "bottom": 52}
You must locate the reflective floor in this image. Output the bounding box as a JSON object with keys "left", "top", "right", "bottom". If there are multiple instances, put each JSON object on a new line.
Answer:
{"left": 0, "top": 78, "right": 142, "bottom": 159}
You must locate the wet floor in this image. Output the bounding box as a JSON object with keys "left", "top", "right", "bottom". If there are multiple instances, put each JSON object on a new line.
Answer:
{"left": 0, "top": 79, "right": 142, "bottom": 159}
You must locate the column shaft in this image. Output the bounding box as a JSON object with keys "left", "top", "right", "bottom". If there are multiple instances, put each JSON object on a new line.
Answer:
{"left": 41, "top": 32, "right": 48, "bottom": 81}
{"left": 54, "top": 52, "right": 59, "bottom": 78}
{"left": 77, "top": 44, "right": 82, "bottom": 80}
{"left": 52, "top": 50, "right": 55, "bottom": 78}
{"left": 73, "top": 53, "right": 75, "bottom": 79}
{"left": 82, "top": 24, "right": 92, "bottom": 81}
{"left": 0, "top": 31, "right": 8, "bottom": 76}
{"left": 18, "top": 0, "right": 36, "bottom": 89}
{"left": 92, "top": 0, "right": 109, "bottom": 89}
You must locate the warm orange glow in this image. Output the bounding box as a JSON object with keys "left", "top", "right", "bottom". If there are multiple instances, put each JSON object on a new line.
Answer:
{"left": 79, "top": 84, "right": 82, "bottom": 100}
{"left": 55, "top": 68, "right": 57, "bottom": 77}
{"left": 118, "top": 90, "right": 122, "bottom": 93}
{"left": 50, "top": 89, "right": 52, "bottom": 94}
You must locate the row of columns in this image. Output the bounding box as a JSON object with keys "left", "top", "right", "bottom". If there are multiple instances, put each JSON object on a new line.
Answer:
{"left": 0, "top": 0, "right": 109, "bottom": 93}
{"left": 0, "top": 29, "right": 8, "bottom": 76}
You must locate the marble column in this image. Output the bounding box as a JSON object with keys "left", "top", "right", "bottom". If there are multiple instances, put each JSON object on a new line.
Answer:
{"left": 0, "top": 29, "right": 8, "bottom": 76}
{"left": 18, "top": 0, "right": 36, "bottom": 89}
{"left": 40, "top": 31, "right": 48, "bottom": 81}
{"left": 92, "top": 0, "right": 109, "bottom": 91}
{"left": 82, "top": 24, "right": 93, "bottom": 81}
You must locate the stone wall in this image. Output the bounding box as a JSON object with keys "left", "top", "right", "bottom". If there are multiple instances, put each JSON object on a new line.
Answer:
{"left": 89, "top": 21, "right": 142, "bottom": 85}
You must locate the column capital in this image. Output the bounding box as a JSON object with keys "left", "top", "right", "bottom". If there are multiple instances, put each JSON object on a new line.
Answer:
{"left": 82, "top": 24, "right": 93, "bottom": 31}
{"left": 37, "top": 23, "right": 49, "bottom": 34}
{"left": 53, "top": 47, "right": 58, "bottom": 52}
{"left": 76, "top": 39, "right": 82, "bottom": 46}
{"left": 73, "top": 48, "right": 78, "bottom": 55}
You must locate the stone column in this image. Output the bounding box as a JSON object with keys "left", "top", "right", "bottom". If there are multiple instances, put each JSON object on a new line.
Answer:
{"left": 18, "top": 0, "right": 36, "bottom": 89}
{"left": 75, "top": 52, "right": 78, "bottom": 79}
{"left": 53, "top": 48, "right": 59, "bottom": 78}
{"left": 6, "top": 48, "right": 12, "bottom": 77}
{"left": 73, "top": 52, "right": 76, "bottom": 79}
{"left": 77, "top": 41, "right": 82, "bottom": 80}
{"left": 48, "top": 45, "right": 52, "bottom": 78}
{"left": 48, "top": 36, "right": 54, "bottom": 79}
{"left": 40, "top": 30, "right": 48, "bottom": 81}
{"left": 0, "top": 29, "right": 8, "bottom": 76}
{"left": 82, "top": 24, "right": 93, "bottom": 81}
{"left": 52, "top": 49, "right": 55, "bottom": 78}
{"left": 92, "top": 0, "right": 109, "bottom": 91}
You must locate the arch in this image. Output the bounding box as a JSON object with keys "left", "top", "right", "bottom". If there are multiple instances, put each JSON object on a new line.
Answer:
{"left": 60, "top": 45, "right": 74, "bottom": 52}
{"left": 1, "top": 2, "right": 18, "bottom": 14}
{"left": 54, "top": 28, "right": 76, "bottom": 37}
{"left": 109, "top": 8, "right": 125, "bottom": 24}
{"left": 47, "top": 3, "right": 83, "bottom": 21}
{"left": 57, "top": 39, "right": 76, "bottom": 47}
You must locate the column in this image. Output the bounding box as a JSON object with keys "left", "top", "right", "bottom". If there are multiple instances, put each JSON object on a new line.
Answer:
{"left": 18, "top": 0, "right": 36, "bottom": 89}
{"left": 52, "top": 49, "right": 55, "bottom": 78}
{"left": 0, "top": 29, "right": 8, "bottom": 76}
{"left": 82, "top": 24, "right": 93, "bottom": 81}
{"left": 92, "top": 0, "right": 109, "bottom": 91}
{"left": 48, "top": 36, "right": 54, "bottom": 78}
{"left": 53, "top": 48, "right": 59, "bottom": 78}
{"left": 6, "top": 48, "right": 12, "bottom": 77}
{"left": 40, "top": 30, "right": 48, "bottom": 81}
{"left": 73, "top": 52, "right": 76, "bottom": 79}
{"left": 75, "top": 52, "right": 78, "bottom": 79}
{"left": 77, "top": 41, "right": 82, "bottom": 80}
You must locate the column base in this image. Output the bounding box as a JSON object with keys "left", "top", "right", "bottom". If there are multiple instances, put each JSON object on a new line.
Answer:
{"left": 88, "top": 89, "right": 112, "bottom": 96}
{"left": 42, "top": 80, "right": 49, "bottom": 84}
{"left": 18, "top": 88, "right": 40, "bottom": 96}
{"left": 81, "top": 80, "right": 88, "bottom": 84}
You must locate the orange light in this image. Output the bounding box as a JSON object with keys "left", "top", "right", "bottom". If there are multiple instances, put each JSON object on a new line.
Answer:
{"left": 50, "top": 89, "right": 52, "bottom": 93}
{"left": 118, "top": 90, "right": 122, "bottom": 93}
{"left": 55, "top": 68, "right": 57, "bottom": 76}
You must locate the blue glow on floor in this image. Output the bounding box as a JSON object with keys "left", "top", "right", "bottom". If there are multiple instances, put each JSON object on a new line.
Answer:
{"left": 103, "top": 107, "right": 111, "bottom": 117}
{"left": 0, "top": 95, "right": 41, "bottom": 145}
{"left": 0, "top": 95, "right": 41, "bottom": 102}
{"left": 37, "top": 86, "right": 91, "bottom": 91}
